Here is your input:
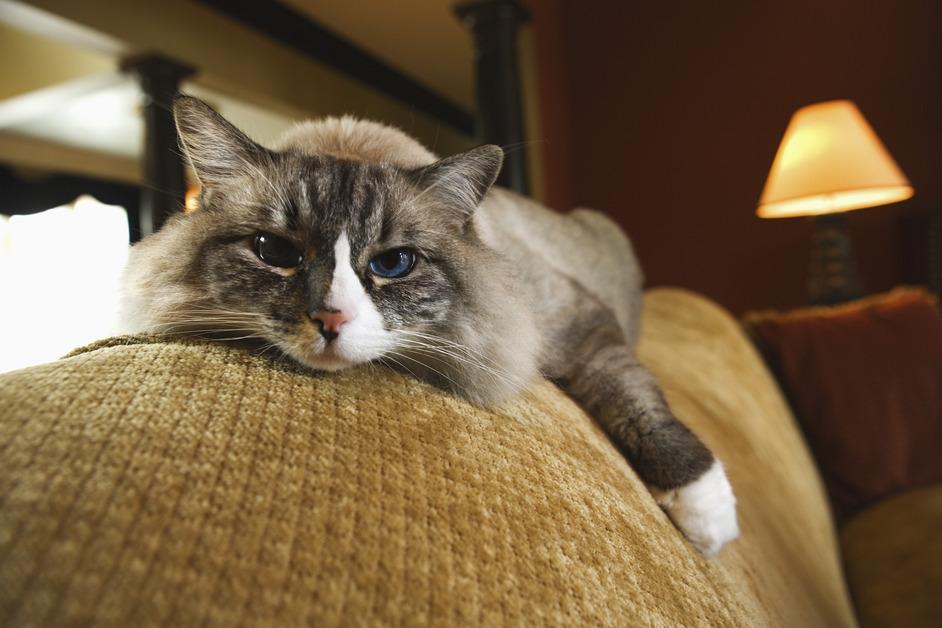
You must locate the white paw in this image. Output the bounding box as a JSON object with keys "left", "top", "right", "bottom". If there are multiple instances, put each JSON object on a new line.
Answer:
{"left": 653, "top": 460, "right": 739, "bottom": 556}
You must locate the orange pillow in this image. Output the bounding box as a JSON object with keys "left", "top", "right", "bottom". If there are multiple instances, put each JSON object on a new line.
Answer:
{"left": 745, "top": 288, "right": 942, "bottom": 522}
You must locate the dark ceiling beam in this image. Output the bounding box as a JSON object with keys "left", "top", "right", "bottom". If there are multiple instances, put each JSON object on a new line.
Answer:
{"left": 193, "top": 0, "right": 475, "bottom": 136}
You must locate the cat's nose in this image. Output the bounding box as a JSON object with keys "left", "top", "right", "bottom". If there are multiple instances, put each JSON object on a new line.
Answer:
{"left": 310, "top": 309, "right": 350, "bottom": 343}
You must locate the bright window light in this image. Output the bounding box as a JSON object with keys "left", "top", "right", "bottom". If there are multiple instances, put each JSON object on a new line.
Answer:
{"left": 0, "top": 195, "right": 129, "bottom": 373}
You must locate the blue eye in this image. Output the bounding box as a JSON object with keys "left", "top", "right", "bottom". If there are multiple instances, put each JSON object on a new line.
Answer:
{"left": 369, "top": 248, "right": 416, "bottom": 278}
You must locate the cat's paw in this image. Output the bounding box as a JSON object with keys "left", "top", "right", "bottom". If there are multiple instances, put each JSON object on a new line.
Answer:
{"left": 653, "top": 460, "right": 739, "bottom": 556}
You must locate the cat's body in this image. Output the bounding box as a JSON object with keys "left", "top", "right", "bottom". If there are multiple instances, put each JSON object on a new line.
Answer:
{"left": 121, "top": 97, "right": 738, "bottom": 555}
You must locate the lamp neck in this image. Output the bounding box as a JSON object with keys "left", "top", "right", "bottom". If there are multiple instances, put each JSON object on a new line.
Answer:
{"left": 808, "top": 213, "right": 864, "bottom": 305}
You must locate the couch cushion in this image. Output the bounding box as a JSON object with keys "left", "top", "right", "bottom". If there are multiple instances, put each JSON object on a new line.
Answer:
{"left": 841, "top": 484, "right": 942, "bottom": 628}
{"left": 744, "top": 288, "right": 942, "bottom": 521}
{"left": 0, "top": 288, "right": 855, "bottom": 626}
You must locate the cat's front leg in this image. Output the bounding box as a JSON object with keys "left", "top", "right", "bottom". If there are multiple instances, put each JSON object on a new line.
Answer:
{"left": 555, "top": 321, "right": 739, "bottom": 556}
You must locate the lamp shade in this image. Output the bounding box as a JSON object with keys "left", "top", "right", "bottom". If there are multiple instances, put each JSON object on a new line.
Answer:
{"left": 757, "top": 100, "right": 913, "bottom": 218}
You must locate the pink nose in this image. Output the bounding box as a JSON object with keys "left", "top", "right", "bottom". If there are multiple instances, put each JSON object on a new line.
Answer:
{"left": 310, "top": 309, "right": 350, "bottom": 342}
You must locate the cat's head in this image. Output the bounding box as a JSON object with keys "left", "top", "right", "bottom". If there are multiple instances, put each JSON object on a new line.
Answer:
{"left": 121, "top": 96, "right": 538, "bottom": 404}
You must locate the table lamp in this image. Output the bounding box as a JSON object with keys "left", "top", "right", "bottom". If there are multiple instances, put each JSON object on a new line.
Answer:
{"left": 757, "top": 100, "right": 914, "bottom": 305}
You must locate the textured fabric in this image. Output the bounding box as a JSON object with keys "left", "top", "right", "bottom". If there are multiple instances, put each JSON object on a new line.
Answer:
{"left": 0, "top": 288, "right": 856, "bottom": 627}
{"left": 744, "top": 288, "right": 942, "bottom": 520}
{"left": 841, "top": 484, "right": 942, "bottom": 628}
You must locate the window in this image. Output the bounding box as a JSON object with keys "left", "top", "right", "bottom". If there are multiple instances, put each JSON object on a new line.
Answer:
{"left": 0, "top": 195, "right": 128, "bottom": 373}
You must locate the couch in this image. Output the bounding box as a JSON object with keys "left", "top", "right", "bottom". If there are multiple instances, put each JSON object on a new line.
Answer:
{"left": 0, "top": 288, "right": 908, "bottom": 626}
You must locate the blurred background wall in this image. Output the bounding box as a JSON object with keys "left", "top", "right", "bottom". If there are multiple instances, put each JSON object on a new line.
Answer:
{"left": 524, "top": 0, "right": 942, "bottom": 313}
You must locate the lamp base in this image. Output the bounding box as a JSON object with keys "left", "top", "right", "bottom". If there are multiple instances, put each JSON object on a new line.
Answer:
{"left": 808, "top": 214, "right": 864, "bottom": 305}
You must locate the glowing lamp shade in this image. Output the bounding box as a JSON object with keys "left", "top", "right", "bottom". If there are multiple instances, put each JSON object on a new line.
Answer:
{"left": 757, "top": 100, "right": 913, "bottom": 218}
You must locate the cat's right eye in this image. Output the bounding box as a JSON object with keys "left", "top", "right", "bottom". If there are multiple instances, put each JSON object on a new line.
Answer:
{"left": 253, "top": 233, "right": 303, "bottom": 268}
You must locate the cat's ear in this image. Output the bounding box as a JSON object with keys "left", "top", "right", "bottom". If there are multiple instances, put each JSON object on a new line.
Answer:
{"left": 411, "top": 144, "right": 503, "bottom": 224}
{"left": 174, "top": 95, "right": 270, "bottom": 188}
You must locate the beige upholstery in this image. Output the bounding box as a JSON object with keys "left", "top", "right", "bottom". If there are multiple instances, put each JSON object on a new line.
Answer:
{"left": 0, "top": 288, "right": 856, "bottom": 626}
{"left": 841, "top": 484, "right": 942, "bottom": 628}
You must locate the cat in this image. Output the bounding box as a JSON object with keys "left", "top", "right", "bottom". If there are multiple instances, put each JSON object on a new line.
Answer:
{"left": 120, "top": 95, "right": 739, "bottom": 555}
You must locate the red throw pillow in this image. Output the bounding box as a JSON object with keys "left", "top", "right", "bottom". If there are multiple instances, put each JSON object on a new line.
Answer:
{"left": 745, "top": 288, "right": 942, "bottom": 522}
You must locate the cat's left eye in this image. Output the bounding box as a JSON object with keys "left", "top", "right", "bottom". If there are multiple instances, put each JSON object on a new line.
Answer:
{"left": 369, "top": 248, "right": 417, "bottom": 279}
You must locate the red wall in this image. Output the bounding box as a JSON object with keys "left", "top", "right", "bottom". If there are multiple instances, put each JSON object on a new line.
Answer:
{"left": 524, "top": 0, "right": 942, "bottom": 314}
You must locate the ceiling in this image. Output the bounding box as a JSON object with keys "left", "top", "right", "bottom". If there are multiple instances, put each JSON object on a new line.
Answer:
{"left": 4, "top": 78, "right": 299, "bottom": 160}
{"left": 0, "top": 0, "right": 477, "bottom": 184}
{"left": 282, "top": 0, "right": 474, "bottom": 109}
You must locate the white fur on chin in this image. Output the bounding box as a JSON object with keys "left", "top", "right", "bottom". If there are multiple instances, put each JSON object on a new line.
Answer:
{"left": 653, "top": 460, "right": 739, "bottom": 556}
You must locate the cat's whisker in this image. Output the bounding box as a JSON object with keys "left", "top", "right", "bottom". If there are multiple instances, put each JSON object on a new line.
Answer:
{"left": 153, "top": 319, "right": 264, "bottom": 327}
{"left": 393, "top": 339, "right": 514, "bottom": 381}
{"left": 212, "top": 333, "right": 272, "bottom": 342}
{"left": 385, "top": 339, "right": 515, "bottom": 395}
{"left": 153, "top": 320, "right": 268, "bottom": 330}
{"left": 378, "top": 353, "right": 422, "bottom": 383}
{"left": 151, "top": 320, "right": 264, "bottom": 329}
{"left": 396, "top": 330, "right": 510, "bottom": 371}
{"left": 154, "top": 331, "right": 272, "bottom": 342}
{"left": 160, "top": 306, "right": 262, "bottom": 314}
{"left": 397, "top": 331, "right": 486, "bottom": 353}
{"left": 256, "top": 341, "right": 292, "bottom": 367}
{"left": 397, "top": 344, "right": 526, "bottom": 397}
{"left": 352, "top": 328, "right": 524, "bottom": 391}
{"left": 151, "top": 322, "right": 267, "bottom": 332}
{"left": 498, "top": 139, "right": 546, "bottom": 156}
{"left": 388, "top": 332, "right": 541, "bottom": 403}
{"left": 381, "top": 350, "right": 471, "bottom": 397}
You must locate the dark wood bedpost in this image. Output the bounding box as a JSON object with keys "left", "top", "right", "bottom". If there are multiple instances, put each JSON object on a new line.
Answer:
{"left": 455, "top": 0, "right": 531, "bottom": 195}
{"left": 121, "top": 54, "right": 195, "bottom": 240}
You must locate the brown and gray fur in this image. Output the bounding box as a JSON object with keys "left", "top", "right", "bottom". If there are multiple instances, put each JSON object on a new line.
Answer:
{"left": 121, "top": 96, "right": 738, "bottom": 555}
